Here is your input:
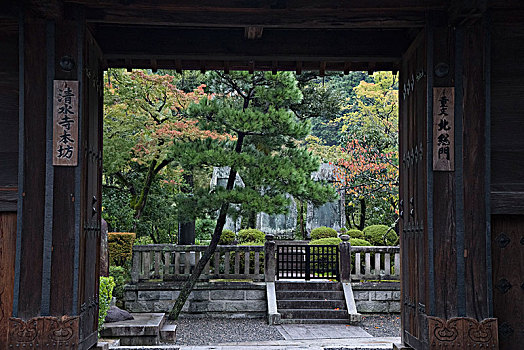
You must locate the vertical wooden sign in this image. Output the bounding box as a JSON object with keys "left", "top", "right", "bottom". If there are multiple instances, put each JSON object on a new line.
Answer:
{"left": 433, "top": 87, "right": 455, "bottom": 171}
{"left": 53, "top": 80, "right": 79, "bottom": 166}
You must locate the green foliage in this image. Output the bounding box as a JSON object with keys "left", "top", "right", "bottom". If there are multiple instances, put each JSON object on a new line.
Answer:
{"left": 108, "top": 232, "right": 136, "bottom": 266}
{"left": 219, "top": 229, "right": 236, "bottom": 245}
{"left": 171, "top": 71, "right": 336, "bottom": 224}
{"left": 237, "top": 228, "right": 265, "bottom": 244}
{"left": 310, "top": 226, "right": 338, "bottom": 240}
{"left": 363, "top": 225, "right": 398, "bottom": 246}
{"left": 347, "top": 229, "right": 364, "bottom": 239}
{"left": 349, "top": 238, "right": 372, "bottom": 246}
{"left": 134, "top": 235, "right": 154, "bottom": 245}
{"left": 109, "top": 265, "right": 130, "bottom": 301}
{"left": 98, "top": 276, "right": 115, "bottom": 331}
{"left": 309, "top": 237, "right": 342, "bottom": 245}
{"left": 195, "top": 218, "right": 216, "bottom": 241}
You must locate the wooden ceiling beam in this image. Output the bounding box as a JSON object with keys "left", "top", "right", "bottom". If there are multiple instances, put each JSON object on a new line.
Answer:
{"left": 94, "top": 26, "right": 410, "bottom": 62}
{"left": 104, "top": 58, "right": 401, "bottom": 73}
{"left": 83, "top": 8, "right": 428, "bottom": 29}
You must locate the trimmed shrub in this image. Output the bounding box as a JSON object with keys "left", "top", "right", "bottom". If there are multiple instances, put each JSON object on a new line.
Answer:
{"left": 349, "top": 238, "right": 372, "bottom": 246}
{"left": 108, "top": 232, "right": 136, "bottom": 266}
{"left": 347, "top": 229, "right": 364, "bottom": 239}
{"left": 238, "top": 228, "right": 265, "bottom": 244}
{"left": 363, "top": 225, "right": 398, "bottom": 246}
{"left": 98, "top": 276, "right": 115, "bottom": 331}
{"left": 219, "top": 229, "right": 235, "bottom": 245}
{"left": 308, "top": 237, "right": 371, "bottom": 246}
{"left": 109, "top": 265, "right": 130, "bottom": 302}
{"left": 309, "top": 237, "right": 342, "bottom": 245}
{"left": 310, "top": 226, "right": 338, "bottom": 240}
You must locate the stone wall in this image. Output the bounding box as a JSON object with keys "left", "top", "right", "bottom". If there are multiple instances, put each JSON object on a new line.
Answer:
{"left": 124, "top": 281, "right": 267, "bottom": 318}
{"left": 352, "top": 282, "right": 400, "bottom": 313}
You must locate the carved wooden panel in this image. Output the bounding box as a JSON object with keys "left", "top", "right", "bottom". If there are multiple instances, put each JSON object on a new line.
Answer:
{"left": 7, "top": 315, "right": 79, "bottom": 349}
{"left": 428, "top": 317, "right": 498, "bottom": 349}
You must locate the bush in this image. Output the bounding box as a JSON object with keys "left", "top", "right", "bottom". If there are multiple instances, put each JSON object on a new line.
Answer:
{"left": 310, "top": 226, "right": 338, "bottom": 240}
{"left": 238, "top": 228, "right": 265, "bottom": 244}
{"left": 349, "top": 238, "right": 372, "bottom": 246}
{"left": 134, "top": 235, "right": 154, "bottom": 245}
{"left": 309, "top": 237, "right": 342, "bottom": 245}
{"left": 363, "top": 225, "right": 398, "bottom": 246}
{"left": 338, "top": 227, "right": 347, "bottom": 234}
{"left": 109, "top": 265, "right": 130, "bottom": 302}
{"left": 98, "top": 276, "right": 115, "bottom": 331}
{"left": 108, "top": 232, "right": 136, "bottom": 266}
{"left": 219, "top": 229, "right": 236, "bottom": 245}
{"left": 347, "top": 229, "right": 364, "bottom": 239}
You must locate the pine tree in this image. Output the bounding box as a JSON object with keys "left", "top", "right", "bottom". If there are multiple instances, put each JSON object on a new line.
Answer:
{"left": 168, "top": 71, "right": 336, "bottom": 319}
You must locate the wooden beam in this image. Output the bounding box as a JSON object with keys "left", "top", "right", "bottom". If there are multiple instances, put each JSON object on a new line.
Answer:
{"left": 245, "top": 26, "right": 263, "bottom": 39}
{"left": 105, "top": 58, "right": 400, "bottom": 73}
{"left": 84, "top": 7, "right": 429, "bottom": 29}
{"left": 95, "top": 26, "right": 409, "bottom": 63}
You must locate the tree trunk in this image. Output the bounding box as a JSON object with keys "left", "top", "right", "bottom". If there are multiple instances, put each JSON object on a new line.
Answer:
{"left": 168, "top": 133, "right": 245, "bottom": 320}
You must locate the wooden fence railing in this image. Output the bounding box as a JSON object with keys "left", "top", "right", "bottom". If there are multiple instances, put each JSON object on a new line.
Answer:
{"left": 131, "top": 244, "right": 265, "bottom": 283}
{"left": 130, "top": 236, "right": 400, "bottom": 284}
{"left": 349, "top": 246, "right": 400, "bottom": 281}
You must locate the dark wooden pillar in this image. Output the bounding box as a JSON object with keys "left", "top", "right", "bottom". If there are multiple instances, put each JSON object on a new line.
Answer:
{"left": 401, "top": 11, "right": 499, "bottom": 350}
{"left": 0, "top": 15, "right": 19, "bottom": 346}
{"left": 7, "top": 5, "right": 102, "bottom": 350}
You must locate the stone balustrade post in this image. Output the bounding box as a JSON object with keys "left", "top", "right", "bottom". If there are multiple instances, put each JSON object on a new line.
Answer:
{"left": 264, "top": 234, "right": 276, "bottom": 282}
{"left": 339, "top": 234, "right": 351, "bottom": 283}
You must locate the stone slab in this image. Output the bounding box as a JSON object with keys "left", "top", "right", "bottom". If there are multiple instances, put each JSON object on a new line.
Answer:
{"left": 100, "top": 313, "right": 164, "bottom": 338}
{"left": 276, "top": 324, "right": 372, "bottom": 340}
{"left": 160, "top": 323, "right": 177, "bottom": 343}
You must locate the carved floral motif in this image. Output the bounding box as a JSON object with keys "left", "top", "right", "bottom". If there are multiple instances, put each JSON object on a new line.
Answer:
{"left": 428, "top": 317, "right": 498, "bottom": 349}
{"left": 8, "top": 315, "right": 79, "bottom": 348}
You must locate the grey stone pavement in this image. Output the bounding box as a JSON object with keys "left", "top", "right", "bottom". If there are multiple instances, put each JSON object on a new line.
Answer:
{"left": 111, "top": 324, "right": 400, "bottom": 350}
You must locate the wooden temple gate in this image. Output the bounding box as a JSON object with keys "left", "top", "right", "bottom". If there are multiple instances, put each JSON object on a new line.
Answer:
{"left": 0, "top": 1, "right": 523, "bottom": 349}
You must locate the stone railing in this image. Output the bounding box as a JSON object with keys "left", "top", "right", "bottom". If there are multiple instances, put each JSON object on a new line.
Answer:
{"left": 130, "top": 237, "right": 400, "bottom": 284}
{"left": 131, "top": 244, "right": 264, "bottom": 283}
{"left": 348, "top": 245, "right": 400, "bottom": 281}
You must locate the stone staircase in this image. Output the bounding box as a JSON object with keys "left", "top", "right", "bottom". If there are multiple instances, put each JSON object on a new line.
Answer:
{"left": 276, "top": 281, "right": 350, "bottom": 324}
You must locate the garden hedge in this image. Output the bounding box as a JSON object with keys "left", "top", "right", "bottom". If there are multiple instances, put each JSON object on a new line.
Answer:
{"left": 108, "top": 232, "right": 136, "bottom": 266}
{"left": 347, "top": 228, "right": 364, "bottom": 239}
{"left": 363, "top": 225, "right": 398, "bottom": 246}
{"left": 238, "top": 228, "right": 265, "bottom": 244}
{"left": 219, "top": 229, "right": 236, "bottom": 245}
{"left": 310, "top": 226, "right": 338, "bottom": 240}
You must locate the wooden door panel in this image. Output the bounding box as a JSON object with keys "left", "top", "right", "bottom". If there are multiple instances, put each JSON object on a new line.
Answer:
{"left": 400, "top": 31, "right": 428, "bottom": 349}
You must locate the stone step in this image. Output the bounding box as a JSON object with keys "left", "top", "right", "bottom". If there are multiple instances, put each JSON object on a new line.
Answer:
{"left": 277, "top": 299, "right": 347, "bottom": 310}
{"left": 280, "top": 318, "right": 351, "bottom": 324}
{"left": 276, "top": 290, "right": 345, "bottom": 300}
{"left": 160, "top": 323, "right": 177, "bottom": 343}
{"left": 280, "top": 309, "right": 349, "bottom": 320}
{"left": 276, "top": 281, "right": 342, "bottom": 291}
{"left": 100, "top": 313, "right": 165, "bottom": 346}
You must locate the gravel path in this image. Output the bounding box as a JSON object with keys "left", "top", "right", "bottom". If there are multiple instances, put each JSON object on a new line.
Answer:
{"left": 171, "top": 315, "right": 400, "bottom": 345}
{"left": 173, "top": 317, "right": 285, "bottom": 345}
{"left": 356, "top": 314, "right": 401, "bottom": 337}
